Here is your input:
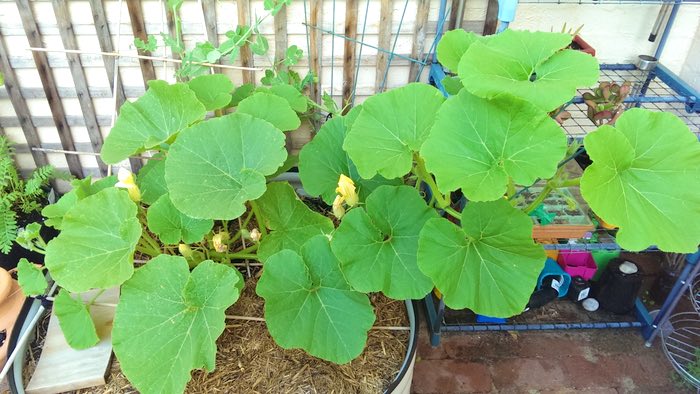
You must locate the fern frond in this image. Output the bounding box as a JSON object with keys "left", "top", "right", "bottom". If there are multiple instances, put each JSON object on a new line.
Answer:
{"left": 24, "top": 165, "right": 54, "bottom": 196}
{"left": 0, "top": 207, "right": 18, "bottom": 254}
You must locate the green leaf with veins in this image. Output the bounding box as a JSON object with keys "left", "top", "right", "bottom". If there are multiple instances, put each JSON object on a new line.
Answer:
{"left": 421, "top": 90, "right": 567, "bottom": 201}
{"left": 237, "top": 92, "right": 300, "bottom": 131}
{"left": 147, "top": 194, "right": 213, "bottom": 244}
{"left": 113, "top": 256, "right": 241, "bottom": 394}
{"left": 45, "top": 188, "right": 141, "bottom": 293}
{"left": 298, "top": 116, "right": 401, "bottom": 204}
{"left": 42, "top": 176, "right": 116, "bottom": 229}
{"left": 266, "top": 84, "right": 308, "bottom": 112}
{"left": 17, "top": 258, "right": 47, "bottom": 296}
{"left": 187, "top": 74, "right": 233, "bottom": 111}
{"left": 343, "top": 83, "right": 445, "bottom": 179}
{"left": 256, "top": 235, "right": 375, "bottom": 363}
{"left": 53, "top": 289, "right": 100, "bottom": 350}
{"left": 417, "top": 199, "right": 545, "bottom": 317}
{"left": 330, "top": 185, "right": 437, "bottom": 299}
{"left": 229, "top": 83, "right": 255, "bottom": 107}
{"left": 436, "top": 29, "right": 481, "bottom": 72}
{"left": 136, "top": 156, "right": 167, "bottom": 205}
{"left": 100, "top": 80, "right": 206, "bottom": 164}
{"left": 581, "top": 109, "right": 700, "bottom": 252}
{"left": 458, "top": 29, "right": 599, "bottom": 112}
{"left": 165, "top": 113, "right": 287, "bottom": 220}
{"left": 255, "top": 182, "right": 334, "bottom": 262}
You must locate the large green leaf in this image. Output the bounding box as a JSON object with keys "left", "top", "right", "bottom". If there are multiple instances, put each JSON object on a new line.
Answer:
{"left": 54, "top": 289, "right": 100, "bottom": 350}
{"left": 136, "top": 156, "right": 167, "bottom": 205}
{"left": 113, "top": 255, "right": 241, "bottom": 394}
{"left": 330, "top": 185, "right": 436, "bottom": 299}
{"left": 417, "top": 199, "right": 545, "bottom": 317}
{"left": 458, "top": 29, "right": 599, "bottom": 112}
{"left": 421, "top": 90, "right": 567, "bottom": 201}
{"left": 42, "top": 176, "right": 116, "bottom": 229}
{"left": 264, "top": 84, "right": 308, "bottom": 112}
{"left": 255, "top": 182, "right": 334, "bottom": 262}
{"left": 101, "top": 81, "right": 206, "bottom": 164}
{"left": 298, "top": 116, "right": 401, "bottom": 204}
{"left": 187, "top": 74, "right": 233, "bottom": 111}
{"left": 343, "top": 83, "right": 445, "bottom": 179}
{"left": 147, "top": 194, "right": 213, "bottom": 244}
{"left": 581, "top": 109, "right": 700, "bottom": 252}
{"left": 165, "top": 113, "right": 287, "bottom": 220}
{"left": 436, "top": 29, "right": 481, "bottom": 72}
{"left": 237, "top": 91, "right": 301, "bottom": 131}
{"left": 17, "top": 258, "right": 48, "bottom": 296}
{"left": 45, "top": 188, "right": 141, "bottom": 293}
{"left": 256, "top": 235, "right": 375, "bottom": 363}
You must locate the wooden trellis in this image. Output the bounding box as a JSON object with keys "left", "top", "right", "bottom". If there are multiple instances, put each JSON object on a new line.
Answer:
{"left": 0, "top": 0, "right": 494, "bottom": 182}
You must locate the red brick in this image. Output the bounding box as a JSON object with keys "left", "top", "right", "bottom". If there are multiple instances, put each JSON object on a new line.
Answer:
{"left": 560, "top": 355, "right": 617, "bottom": 388}
{"left": 412, "top": 359, "right": 493, "bottom": 393}
{"left": 490, "top": 358, "right": 566, "bottom": 392}
{"left": 416, "top": 332, "right": 448, "bottom": 361}
{"left": 442, "top": 333, "right": 521, "bottom": 361}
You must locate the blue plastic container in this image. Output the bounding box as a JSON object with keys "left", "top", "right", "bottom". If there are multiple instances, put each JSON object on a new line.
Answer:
{"left": 537, "top": 258, "right": 572, "bottom": 298}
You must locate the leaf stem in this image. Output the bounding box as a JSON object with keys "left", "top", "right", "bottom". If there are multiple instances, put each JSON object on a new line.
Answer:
{"left": 248, "top": 200, "right": 268, "bottom": 237}
{"left": 523, "top": 181, "right": 554, "bottom": 214}
{"left": 413, "top": 154, "right": 449, "bottom": 209}
{"left": 443, "top": 206, "right": 462, "bottom": 220}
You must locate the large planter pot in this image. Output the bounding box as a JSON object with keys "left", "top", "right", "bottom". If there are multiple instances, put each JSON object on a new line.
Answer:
{"left": 6, "top": 298, "right": 418, "bottom": 393}
{"left": 0, "top": 268, "right": 27, "bottom": 367}
{"left": 0, "top": 210, "right": 59, "bottom": 271}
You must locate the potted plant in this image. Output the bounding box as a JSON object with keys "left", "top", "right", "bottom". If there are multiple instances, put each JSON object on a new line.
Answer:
{"left": 12, "top": 28, "right": 700, "bottom": 394}
{"left": 0, "top": 136, "right": 59, "bottom": 269}
{"left": 583, "top": 81, "right": 632, "bottom": 126}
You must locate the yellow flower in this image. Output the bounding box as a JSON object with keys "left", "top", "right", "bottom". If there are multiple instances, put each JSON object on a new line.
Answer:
{"left": 250, "top": 228, "right": 261, "bottom": 242}
{"left": 335, "top": 174, "right": 358, "bottom": 207}
{"left": 115, "top": 167, "right": 142, "bottom": 202}
{"left": 332, "top": 195, "right": 346, "bottom": 219}
{"left": 212, "top": 233, "right": 228, "bottom": 252}
{"left": 178, "top": 244, "right": 193, "bottom": 258}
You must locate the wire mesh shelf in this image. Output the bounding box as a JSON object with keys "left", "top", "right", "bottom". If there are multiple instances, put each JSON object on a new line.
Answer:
{"left": 689, "top": 274, "right": 700, "bottom": 316}
{"left": 660, "top": 312, "right": 700, "bottom": 388}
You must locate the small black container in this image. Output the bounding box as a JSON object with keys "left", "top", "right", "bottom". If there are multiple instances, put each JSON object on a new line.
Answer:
{"left": 567, "top": 276, "right": 591, "bottom": 302}
{"left": 596, "top": 258, "right": 644, "bottom": 314}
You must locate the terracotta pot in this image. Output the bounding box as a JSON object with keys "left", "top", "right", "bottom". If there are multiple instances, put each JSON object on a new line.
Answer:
{"left": 0, "top": 268, "right": 27, "bottom": 368}
{"left": 571, "top": 35, "right": 596, "bottom": 56}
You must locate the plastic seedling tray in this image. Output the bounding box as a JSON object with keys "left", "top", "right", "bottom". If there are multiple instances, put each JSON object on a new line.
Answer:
{"left": 517, "top": 185, "right": 595, "bottom": 240}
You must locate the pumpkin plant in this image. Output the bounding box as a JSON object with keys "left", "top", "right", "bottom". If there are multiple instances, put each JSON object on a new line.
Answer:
{"left": 15, "top": 28, "right": 700, "bottom": 394}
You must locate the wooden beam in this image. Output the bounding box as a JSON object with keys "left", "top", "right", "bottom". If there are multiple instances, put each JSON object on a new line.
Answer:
{"left": 52, "top": 0, "right": 108, "bottom": 176}
{"left": 342, "top": 0, "right": 358, "bottom": 113}
{"left": 274, "top": 7, "right": 288, "bottom": 66}
{"left": 408, "top": 0, "right": 431, "bottom": 82}
{"left": 483, "top": 0, "right": 499, "bottom": 35}
{"left": 0, "top": 33, "right": 48, "bottom": 169}
{"left": 16, "top": 0, "right": 84, "bottom": 177}
{"left": 200, "top": 0, "right": 221, "bottom": 74}
{"left": 88, "top": 0, "right": 141, "bottom": 173}
{"left": 308, "top": 0, "right": 322, "bottom": 103}
{"left": 236, "top": 0, "right": 255, "bottom": 85}
{"left": 127, "top": 0, "right": 157, "bottom": 87}
{"left": 165, "top": 1, "right": 182, "bottom": 70}
{"left": 375, "top": 0, "right": 393, "bottom": 93}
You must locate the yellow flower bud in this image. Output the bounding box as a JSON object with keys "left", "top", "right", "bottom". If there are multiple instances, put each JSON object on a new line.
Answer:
{"left": 332, "top": 195, "right": 346, "bottom": 219}
{"left": 212, "top": 233, "right": 228, "bottom": 252}
{"left": 336, "top": 174, "right": 358, "bottom": 207}
{"left": 250, "top": 228, "right": 261, "bottom": 242}
{"left": 178, "top": 243, "right": 193, "bottom": 258}
{"left": 115, "top": 167, "right": 142, "bottom": 202}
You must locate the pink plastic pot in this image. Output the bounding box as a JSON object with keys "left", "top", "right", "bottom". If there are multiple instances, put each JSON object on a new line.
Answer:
{"left": 557, "top": 251, "right": 598, "bottom": 281}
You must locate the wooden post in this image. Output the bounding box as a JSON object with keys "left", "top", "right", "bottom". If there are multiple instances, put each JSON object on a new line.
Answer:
{"left": 274, "top": 7, "right": 288, "bottom": 66}
{"left": 201, "top": 0, "right": 221, "bottom": 74}
{"left": 408, "top": 0, "right": 431, "bottom": 82}
{"left": 375, "top": 0, "right": 393, "bottom": 93}
{"left": 483, "top": 0, "right": 499, "bottom": 35}
{"left": 342, "top": 0, "right": 358, "bottom": 113}
{"left": 237, "top": 0, "right": 255, "bottom": 84}
{"left": 88, "top": 0, "right": 142, "bottom": 173}
{"left": 52, "top": 0, "right": 108, "bottom": 175}
{"left": 127, "top": 0, "right": 157, "bottom": 87}
{"left": 16, "top": 0, "right": 84, "bottom": 177}
{"left": 0, "top": 33, "right": 49, "bottom": 170}
{"left": 308, "top": 0, "right": 322, "bottom": 103}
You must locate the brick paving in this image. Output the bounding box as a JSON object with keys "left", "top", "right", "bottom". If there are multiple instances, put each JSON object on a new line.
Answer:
{"left": 413, "top": 329, "right": 690, "bottom": 393}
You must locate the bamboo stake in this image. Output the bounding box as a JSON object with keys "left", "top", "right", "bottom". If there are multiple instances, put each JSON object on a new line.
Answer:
{"left": 26, "top": 47, "right": 263, "bottom": 71}
{"left": 31, "top": 147, "right": 158, "bottom": 161}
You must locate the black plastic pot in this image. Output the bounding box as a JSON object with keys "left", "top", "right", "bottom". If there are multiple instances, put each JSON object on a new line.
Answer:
{"left": 0, "top": 212, "right": 58, "bottom": 271}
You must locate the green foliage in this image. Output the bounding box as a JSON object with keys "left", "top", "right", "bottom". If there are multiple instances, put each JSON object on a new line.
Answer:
{"left": 331, "top": 185, "right": 437, "bottom": 299}
{"left": 17, "top": 258, "right": 48, "bottom": 296}
{"left": 134, "top": 35, "right": 157, "bottom": 52}
{"left": 237, "top": 92, "right": 301, "bottom": 131}
{"left": 458, "top": 29, "right": 599, "bottom": 112}
{"left": 436, "top": 29, "right": 481, "bottom": 72}
{"left": 0, "top": 136, "right": 56, "bottom": 253}
{"left": 45, "top": 188, "right": 141, "bottom": 293}
{"left": 146, "top": 194, "right": 213, "bottom": 244}
{"left": 417, "top": 200, "right": 546, "bottom": 317}
{"left": 187, "top": 74, "right": 233, "bottom": 111}
{"left": 135, "top": 157, "right": 167, "bottom": 205}
{"left": 421, "top": 90, "right": 567, "bottom": 201}
{"left": 113, "top": 256, "right": 241, "bottom": 394}
{"left": 581, "top": 109, "right": 700, "bottom": 252}
{"left": 254, "top": 182, "right": 334, "bottom": 261}
{"left": 54, "top": 289, "right": 100, "bottom": 350}
{"left": 42, "top": 176, "right": 116, "bottom": 229}
{"left": 257, "top": 235, "right": 375, "bottom": 363}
